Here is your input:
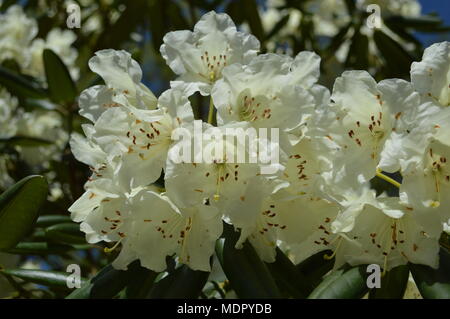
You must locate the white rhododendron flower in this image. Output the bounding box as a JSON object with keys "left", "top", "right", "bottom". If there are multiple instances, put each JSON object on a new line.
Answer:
{"left": 0, "top": 5, "right": 37, "bottom": 65}
{"left": 15, "top": 110, "right": 68, "bottom": 167}
{"left": 112, "top": 190, "right": 222, "bottom": 272}
{"left": 212, "top": 52, "right": 320, "bottom": 136}
{"left": 160, "top": 11, "right": 260, "bottom": 95}
{"left": 400, "top": 138, "right": 450, "bottom": 225}
{"left": 0, "top": 89, "right": 19, "bottom": 138}
{"left": 340, "top": 197, "right": 441, "bottom": 271}
{"left": 411, "top": 41, "right": 450, "bottom": 108}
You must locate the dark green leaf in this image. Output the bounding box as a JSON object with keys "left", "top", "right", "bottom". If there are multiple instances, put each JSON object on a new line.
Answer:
{"left": 6, "top": 242, "right": 72, "bottom": 255}
{"left": 123, "top": 266, "right": 158, "bottom": 299}
{"left": 149, "top": 264, "right": 209, "bottom": 299}
{"left": 410, "top": 248, "right": 450, "bottom": 299}
{"left": 0, "top": 136, "right": 53, "bottom": 147}
{"left": 23, "top": 98, "right": 58, "bottom": 111}
{"left": 0, "top": 66, "right": 47, "bottom": 99}
{"left": 265, "top": 248, "right": 311, "bottom": 298}
{"left": 373, "top": 30, "right": 415, "bottom": 77}
{"left": 216, "top": 224, "right": 282, "bottom": 298}
{"left": 265, "top": 13, "right": 290, "bottom": 41}
{"left": 0, "top": 268, "right": 87, "bottom": 288}
{"left": 0, "top": 175, "right": 48, "bottom": 250}
{"left": 43, "top": 49, "right": 77, "bottom": 104}
{"left": 45, "top": 223, "right": 86, "bottom": 245}
{"left": 345, "top": 28, "right": 369, "bottom": 70}
{"left": 308, "top": 265, "right": 369, "bottom": 299}
{"left": 369, "top": 265, "right": 409, "bottom": 299}
{"left": 384, "top": 15, "right": 442, "bottom": 31}
{"left": 36, "top": 215, "right": 73, "bottom": 228}
{"left": 67, "top": 261, "right": 156, "bottom": 299}
{"left": 296, "top": 250, "right": 335, "bottom": 288}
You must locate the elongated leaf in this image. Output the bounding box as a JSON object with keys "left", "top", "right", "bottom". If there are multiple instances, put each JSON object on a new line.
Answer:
{"left": 216, "top": 224, "right": 282, "bottom": 298}
{"left": 6, "top": 242, "right": 72, "bottom": 255}
{"left": 149, "top": 264, "right": 209, "bottom": 299}
{"left": 265, "top": 13, "right": 290, "bottom": 41}
{"left": 43, "top": 49, "right": 77, "bottom": 104}
{"left": 67, "top": 261, "right": 155, "bottom": 299}
{"left": 45, "top": 223, "right": 85, "bottom": 245}
{"left": 123, "top": 266, "right": 158, "bottom": 299}
{"left": 410, "top": 248, "right": 450, "bottom": 299}
{"left": 242, "top": 0, "right": 264, "bottom": 42}
{"left": 345, "top": 28, "right": 369, "bottom": 70}
{"left": 297, "top": 250, "right": 335, "bottom": 288}
{"left": 0, "top": 136, "right": 53, "bottom": 147}
{"left": 369, "top": 265, "right": 410, "bottom": 299}
{"left": 0, "top": 66, "right": 47, "bottom": 99}
{"left": 0, "top": 268, "right": 87, "bottom": 288}
{"left": 36, "top": 215, "right": 73, "bottom": 228}
{"left": 384, "top": 15, "right": 442, "bottom": 31}
{"left": 0, "top": 175, "right": 48, "bottom": 250}
{"left": 308, "top": 265, "right": 369, "bottom": 299}
{"left": 23, "top": 98, "right": 57, "bottom": 111}
{"left": 373, "top": 30, "right": 415, "bottom": 77}
{"left": 265, "top": 248, "right": 311, "bottom": 298}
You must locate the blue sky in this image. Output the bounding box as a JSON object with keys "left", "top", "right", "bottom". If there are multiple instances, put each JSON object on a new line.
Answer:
{"left": 417, "top": 0, "right": 450, "bottom": 45}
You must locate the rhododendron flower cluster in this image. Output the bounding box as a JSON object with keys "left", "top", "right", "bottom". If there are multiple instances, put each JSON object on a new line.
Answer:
{"left": 69, "top": 11, "right": 450, "bottom": 274}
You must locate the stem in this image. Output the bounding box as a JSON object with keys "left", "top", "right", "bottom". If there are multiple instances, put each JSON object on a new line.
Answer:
{"left": 376, "top": 169, "right": 401, "bottom": 188}
{"left": 207, "top": 97, "right": 215, "bottom": 124}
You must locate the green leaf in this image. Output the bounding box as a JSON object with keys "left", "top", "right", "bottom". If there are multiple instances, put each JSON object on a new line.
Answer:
{"left": 308, "top": 265, "right": 369, "bottom": 299}
{"left": 242, "top": 0, "right": 265, "bottom": 42}
{"left": 0, "top": 136, "right": 53, "bottom": 147}
{"left": 23, "top": 98, "right": 58, "bottom": 111}
{"left": 215, "top": 224, "right": 282, "bottom": 298}
{"left": 265, "top": 248, "right": 311, "bottom": 298}
{"left": 373, "top": 30, "right": 415, "bottom": 77}
{"left": 265, "top": 13, "right": 290, "bottom": 41}
{"left": 66, "top": 261, "right": 156, "bottom": 299}
{"left": 0, "top": 66, "right": 47, "bottom": 99}
{"left": 43, "top": 49, "right": 77, "bottom": 104}
{"left": 384, "top": 15, "right": 443, "bottom": 31}
{"left": 410, "top": 248, "right": 450, "bottom": 299}
{"left": 369, "top": 265, "right": 410, "bottom": 299}
{"left": 149, "top": 264, "right": 209, "bottom": 299}
{"left": 0, "top": 175, "right": 48, "bottom": 250}
{"left": 296, "top": 250, "right": 335, "bottom": 288}
{"left": 6, "top": 242, "right": 72, "bottom": 255}
{"left": 345, "top": 27, "right": 369, "bottom": 70}
{"left": 45, "top": 223, "right": 86, "bottom": 245}
{"left": 0, "top": 268, "right": 87, "bottom": 288}
{"left": 324, "top": 23, "right": 352, "bottom": 59}
{"left": 123, "top": 266, "right": 158, "bottom": 299}
{"left": 36, "top": 215, "right": 73, "bottom": 228}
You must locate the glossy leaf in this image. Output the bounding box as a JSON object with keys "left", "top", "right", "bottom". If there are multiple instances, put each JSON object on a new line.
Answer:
{"left": 0, "top": 268, "right": 87, "bottom": 288}
{"left": 6, "top": 242, "right": 72, "bottom": 255}
{"left": 308, "top": 265, "right": 369, "bottom": 299}
{"left": 410, "top": 248, "right": 450, "bottom": 299}
{"left": 67, "top": 261, "right": 155, "bottom": 299}
{"left": 43, "top": 49, "right": 77, "bottom": 104}
{"left": 36, "top": 215, "right": 73, "bottom": 228}
{"left": 149, "top": 264, "right": 209, "bottom": 299}
{"left": 45, "top": 223, "right": 86, "bottom": 245}
{"left": 215, "top": 224, "right": 282, "bottom": 298}
{"left": 369, "top": 265, "right": 410, "bottom": 299}
{"left": 0, "top": 175, "right": 48, "bottom": 250}
{"left": 0, "top": 66, "right": 47, "bottom": 99}
{"left": 265, "top": 248, "right": 310, "bottom": 298}
{"left": 0, "top": 136, "right": 53, "bottom": 147}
